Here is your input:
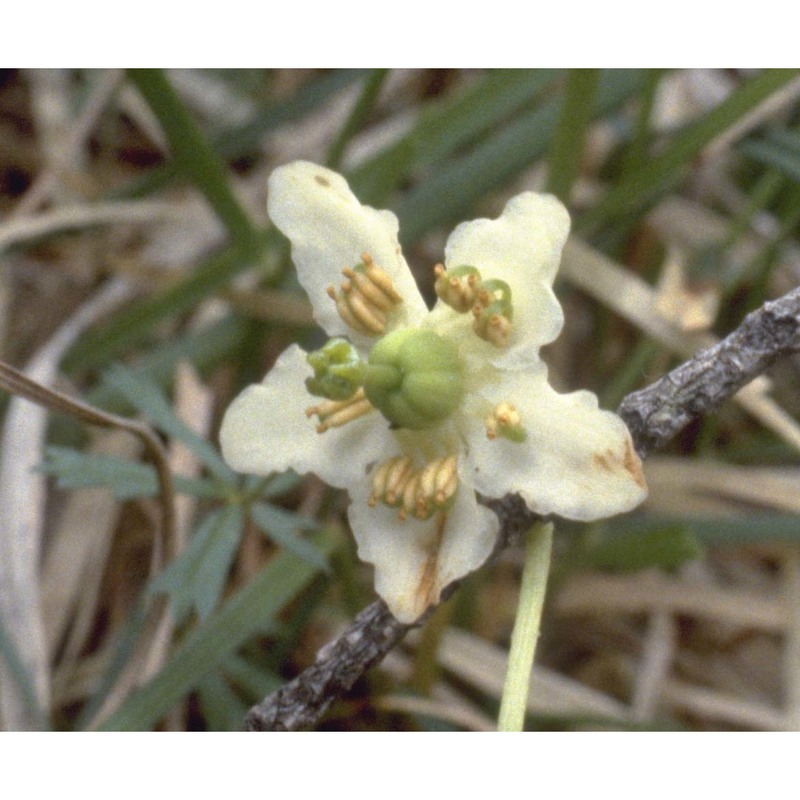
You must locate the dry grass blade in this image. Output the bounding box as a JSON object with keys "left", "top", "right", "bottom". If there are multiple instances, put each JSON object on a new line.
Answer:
{"left": 0, "top": 200, "right": 180, "bottom": 253}
{"left": 0, "top": 280, "right": 133, "bottom": 730}
{"left": 659, "top": 679, "right": 787, "bottom": 730}
{"left": 703, "top": 74, "right": 800, "bottom": 158}
{"left": 436, "top": 628, "right": 628, "bottom": 721}
{"left": 42, "top": 430, "right": 141, "bottom": 667}
{"left": 631, "top": 610, "right": 676, "bottom": 721}
{"left": 137, "top": 361, "right": 214, "bottom": 731}
{"left": 644, "top": 456, "right": 800, "bottom": 515}
{"left": 0, "top": 357, "right": 181, "bottom": 730}
{"left": 782, "top": 549, "right": 800, "bottom": 729}
{"left": 555, "top": 571, "right": 787, "bottom": 632}
{"left": 376, "top": 693, "right": 495, "bottom": 732}
{"left": 562, "top": 237, "right": 800, "bottom": 455}
{"left": 13, "top": 70, "right": 123, "bottom": 219}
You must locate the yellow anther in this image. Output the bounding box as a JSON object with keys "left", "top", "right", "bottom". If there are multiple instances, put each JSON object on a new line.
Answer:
{"left": 369, "top": 455, "right": 414, "bottom": 507}
{"left": 328, "top": 252, "right": 402, "bottom": 335}
{"left": 472, "top": 279, "right": 513, "bottom": 348}
{"left": 484, "top": 402, "right": 526, "bottom": 443}
{"left": 433, "top": 264, "right": 481, "bottom": 313}
{"left": 306, "top": 388, "right": 373, "bottom": 433}
{"left": 473, "top": 306, "right": 512, "bottom": 347}
{"left": 370, "top": 454, "right": 459, "bottom": 521}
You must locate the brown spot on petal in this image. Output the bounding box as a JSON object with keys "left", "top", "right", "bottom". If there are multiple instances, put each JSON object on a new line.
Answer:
{"left": 624, "top": 438, "right": 646, "bottom": 489}
{"left": 413, "top": 513, "right": 447, "bottom": 618}
{"left": 314, "top": 174, "right": 330, "bottom": 187}
{"left": 592, "top": 440, "right": 647, "bottom": 490}
{"left": 593, "top": 449, "right": 615, "bottom": 473}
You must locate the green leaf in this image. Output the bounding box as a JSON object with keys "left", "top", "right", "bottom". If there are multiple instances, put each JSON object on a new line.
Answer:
{"left": 98, "top": 533, "right": 333, "bottom": 731}
{"left": 261, "top": 470, "right": 303, "bottom": 498}
{"left": 150, "top": 507, "right": 244, "bottom": 623}
{"left": 251, "top": 503, "right": 330, "bottom": 572}
{"left": 85, "top": 315, "right": 251, "bottom": 413}
{"left": 580, "top": 527, "right": 704, "bottom": 573}
{"left": 40, "top": 447, "right": 218, "bottom": 500}
{"left": 101, "top": 364, "right": 236, "bottom": 484}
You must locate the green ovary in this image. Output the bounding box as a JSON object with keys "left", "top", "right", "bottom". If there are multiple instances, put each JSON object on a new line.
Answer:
{"left": 364, "top": 328, "right": 464, "bottom": 430}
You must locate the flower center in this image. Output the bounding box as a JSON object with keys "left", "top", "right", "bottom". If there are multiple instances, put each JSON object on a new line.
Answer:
{"left": 363, "top": 328, "right": 464, "bottom": 430}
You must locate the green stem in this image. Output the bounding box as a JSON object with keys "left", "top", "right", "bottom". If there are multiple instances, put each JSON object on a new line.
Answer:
{"left": 497, "top": 521, "right": 554, "bottom": 732}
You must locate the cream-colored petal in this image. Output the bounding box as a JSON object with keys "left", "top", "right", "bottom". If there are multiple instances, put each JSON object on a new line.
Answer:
{"left": 463, "top": 365, "right": 647, "bottom": 521}
{"left": 219, "top": 344, "right": 396, "bottom": 490}
{"left": 267, "top": 161, "right": 427, "bottom": 345}
{"left": 348, "top": 469, "right": 499, "bottom": 623}
{"left": 443, "top": 192, "right": 570, "bottom": 364}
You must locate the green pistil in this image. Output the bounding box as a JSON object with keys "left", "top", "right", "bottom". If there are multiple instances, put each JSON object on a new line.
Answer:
{"left": 364, "top": 328, "right": 464, "bottom": 430}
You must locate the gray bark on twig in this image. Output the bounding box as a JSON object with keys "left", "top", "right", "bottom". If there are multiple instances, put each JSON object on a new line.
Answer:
{"left": 618, "top": 286, "right": 800, "bottom": 458}
{"left": 245, "top": 284, "right": 800, "bottom": 732}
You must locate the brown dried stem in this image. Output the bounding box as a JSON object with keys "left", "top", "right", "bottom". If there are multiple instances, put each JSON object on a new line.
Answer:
{"left": 0, "top": 360, "right": 176, "bottom": 558}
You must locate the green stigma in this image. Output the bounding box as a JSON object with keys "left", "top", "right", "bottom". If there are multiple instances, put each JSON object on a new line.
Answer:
{"left": 473, "top": 279, "right": 514, "bottom": 347}
{"left": 364, "top": 328, "right": 464, "bottom": 430}
{"left": 305, "top": 338, "right": 365, "bottom": 400}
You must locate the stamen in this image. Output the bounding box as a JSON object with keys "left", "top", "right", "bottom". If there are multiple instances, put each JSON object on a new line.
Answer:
{"left": 485, "top": 402, "right": 526, "bottom": 442}
{"left": 369, "top": 455, "right": 414, "bottom": 507}
{"left": 328, "top": 253, "right": 402, "bottom": 335}
{"left": 362, "top": 253, "right": 403, "bottom": 302}
{"left": 434, "top": 264, "right": 482, "bottom": 313}
{"left": 306, "top": 388, "right": 373, "bottom": 433}
{"left": 370, "top": 454, "right": 460, "bottom": 521}
{"left": 472, "top": 279, "right": 513, "bottom": 348}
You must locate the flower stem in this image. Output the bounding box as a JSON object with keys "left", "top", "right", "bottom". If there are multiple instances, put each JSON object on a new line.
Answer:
{"left": 497, "top": 521, "right": 554, "bottom": 732}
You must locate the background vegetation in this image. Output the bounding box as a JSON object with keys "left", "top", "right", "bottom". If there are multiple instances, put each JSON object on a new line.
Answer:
{"left": 2, "top": 68, "right": 800, "bottom": 731}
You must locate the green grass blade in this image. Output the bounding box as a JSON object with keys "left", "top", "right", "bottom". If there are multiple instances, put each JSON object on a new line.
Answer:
{"left": 579, "top": 69, "right": 800, "bottom": 233}
{"left": 64, "top": 229, "right": 273, "bottom": 372}
{"left": 196, "top": 670, "right": 249, "bottom": 730}
{"left": 395, "top": 70, "right": 646, "bottom": 243}
{"left": 546, "top": 69, "right": 600, "bottom": 202}
{"left": 327, "top": 69, "right": 389, "bottom": 170}
{"left": 127, "top": 69, "right": 261, "bottom": 255}
{"left": 97, "top": 535, "right": 333, "bottom": 731}
{"left": 619, "top": 69, "right": 666, "bottom": 178}
{"left": 85, "top": 316, "right": 250, "bottom": 410}
{"left": 349, "top": 69, "right": 562, "bottom": 204}
{"left": 114, "top": 70, "right": 364, "bottom": 202}
{"left": 740, "top": 135, "right": 800, "bottom": 183}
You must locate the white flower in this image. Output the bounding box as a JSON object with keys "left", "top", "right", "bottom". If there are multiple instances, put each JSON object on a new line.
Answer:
{"left": 220, "top": 161, "right": 647, "bottom": 623}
